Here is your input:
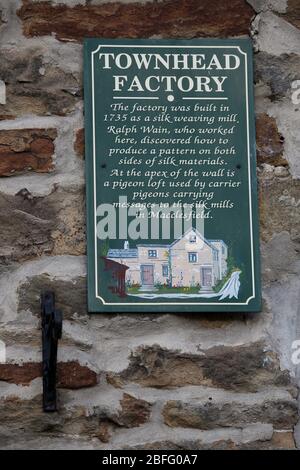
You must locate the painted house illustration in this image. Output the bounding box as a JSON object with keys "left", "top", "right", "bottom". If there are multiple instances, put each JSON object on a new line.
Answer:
{"left": 107, "top": 228, "right": 228, "bottom": 291}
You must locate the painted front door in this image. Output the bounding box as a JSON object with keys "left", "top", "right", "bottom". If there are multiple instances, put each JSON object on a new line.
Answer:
{"left": 201, "top": 267, "right": 213, "bottom": 287}
{"left": 141, "top": 265, "right": 154, "bottom": 286}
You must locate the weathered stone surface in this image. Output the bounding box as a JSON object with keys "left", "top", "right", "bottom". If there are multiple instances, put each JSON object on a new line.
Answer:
{"left": 107, "top": 343, "right": 291, "bottom": 392}
{"left": 261, "top": 232, "right": 300, "bottom": 285}
{"left": 125, "top": 435, "right": 296, "bottom": 450}
{"left": 50, "top": 189, "right": 86, "bottom": 257}
{"left": 0, "top": 361, "right": 97, "bottom": 388}
{"left": 92, "top": 394, "right": 151, "bottom": 442}
{"left": 120, "top": 424, "right": 281, "bottom": 450}
{"left": 0, "top": 427, "right": 294, "bottom": 450}
{"left": 97, "top": 421, "right": 113, "bottom": 443}
{"left": 0, "top": 129, "right": 56, "bottom": 176}
{"left": 255, "top": 52, "right": 300, "bottom": 101}
{"left": 254, "top": 11, "right": 300, "bottom": 56}
{"left": 280, "top": 0, "right": 300, "bottom": 29}
{"left": 0, "top": 362, "right": 41, "bottom": 385}
{"left": 57, "top": 361, "right": 98, "bottom": 389}
{"left": 0, "top": 7, "right": 6, "bottom": 28}
{"left": 0, "top": 391, "right": 150, "bottom": 445}
{"left": 0, "top": 191, "right": 54, "bottom": 265}
{"left": 17, "top": 0, "right": 254, "bottom": 42}
{"left": 259, "top": 176, "right": 300, "bottom": 242}
{"left": 163, "top": 394, "right": 298, "bottom": 430}
{"left": 74, "top": 128, "right": 84, "bottom": 159}
{"left": 256, "top": 114, "right": 287, "bottom": 166}
{"left": 0, "top": 186, "right": 85, "bottom": 265}
{"left": 0, "top": 395, "right": 104, "bottom": 441}
{"left": 117, "top": 393, "right": 151, "bottom": 428}
{"left": 268, "top": 431, "right": 295, "bottom": 449}
{"left": 125, "top": 439, "right": 237, "bottom": 450}
{"left": 246, "top": 0, "right": 287, "bottom": 13}
{"left": 0, "top": 396, "right": 64, "bottom": 436}
{"left": 0, "top": 435, "right": 100, "bottom": 450}
{"left": 18, "top": 274, "right": 87, "bottom": 319}
{"left": 93, "top": 394, "right": 151, "bottom": 443}
{"left": 0, "top": 47, "right": 81, "bottom": 119}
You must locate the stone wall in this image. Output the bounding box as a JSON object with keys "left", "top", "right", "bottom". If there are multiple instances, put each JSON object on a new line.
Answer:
{"left": 0, "top": 0, "right": 299, "bottom": 450}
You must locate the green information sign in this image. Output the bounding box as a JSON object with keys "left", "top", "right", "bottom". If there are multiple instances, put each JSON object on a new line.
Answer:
{"left": 84, "top": 38, "right": 261, "bottom": 313}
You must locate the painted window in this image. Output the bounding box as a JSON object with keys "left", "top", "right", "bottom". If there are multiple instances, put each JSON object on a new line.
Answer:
{"left": 213, "top": 250, "right": 219, "bottom": 261}
{"left": 188, "top": 252, "right": 197, "bottom": 263}
{"left": 189, "top": 234, "right": 196, "bottom": 243}
{"left": 162, "top": 265, "right": 169, "bottom": 277}
{"left": 148, "top": 250, "right": 157, "bottom": 258}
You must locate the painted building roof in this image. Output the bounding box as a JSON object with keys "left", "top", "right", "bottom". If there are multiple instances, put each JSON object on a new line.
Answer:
{"left": 209, "top": 239, "right": 227, "bottom": 245}
{"left": 107, "top": 229, "right": 227, "bottom": 258}
{"left": 169, "top": 227, "right": 220, "bottom": 252}
{"left": 137, "top": 244, "right": 169, "bottom": 248}
{"left": 107, "top": 248, "right": 138, "bottom": 258}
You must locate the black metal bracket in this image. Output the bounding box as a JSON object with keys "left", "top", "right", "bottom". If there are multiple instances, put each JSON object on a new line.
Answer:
{"left": 41, "top": 291, "right": 62, "bottom": 412}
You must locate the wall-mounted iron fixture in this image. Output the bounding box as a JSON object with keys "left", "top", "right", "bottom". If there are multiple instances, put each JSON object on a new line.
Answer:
{"left": 41, "top": 291, "right": 62, "bottom": 412}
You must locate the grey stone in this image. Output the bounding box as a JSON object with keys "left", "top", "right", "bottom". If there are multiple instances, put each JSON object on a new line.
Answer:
{"left": 163, "top": 392, "right": 298, "bottom": 430}
{"left": 255, "top": 52, "right": 300, "bottom": 100}
{"left": 18, "top": 274, "right": 87, "bottom": 319}
{"left": 0, "top": 186, "right": 85, "bottom": 267}
{"left": 259, "top": 176, "right": 300, "bottom": 242}
{"left": 0, "top": 46, "right": 81, "bottom": 119}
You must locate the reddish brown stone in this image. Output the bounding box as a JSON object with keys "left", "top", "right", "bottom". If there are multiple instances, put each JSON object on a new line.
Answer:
{"left": 118, "top": 393, "right": 151, "bottom": 428}
{"left": 74, "top": 128, "right": 84, "bottom": 159}
{"left": 17, "top": 0, "right": 254, "bottom": 42}
{"left": 281, "top": 0, "right": 300, "bottom": 29}
{"left": 0, "top": 363, "right": 41, "bottom": 385}
{"left": 0, "top": 129, "right": 56, "bottom": 176}
{"left": 256, "top": 113, "right": 287, "bottom": 167}
{"left": 0, "top": 361, "right": 97, "bottom": 389}
{"left": 97, "top": 421, "right": 113, "bottom": 443}
{"left": 57, "top": 361, "right": 98, "bottom": 389}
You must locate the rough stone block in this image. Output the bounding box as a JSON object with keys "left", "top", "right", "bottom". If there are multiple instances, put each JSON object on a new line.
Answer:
{"left": 57, "top": 361, "right": 98, "bottom": 389}
{"left": 0, "top": 129, "right": 56, "bottom": 176}
{"left": 163, "top": 392, "right": 298, "bottom": 430}
{"left": 280, "top": 0, "right": 300, "bottom": 29}
{"left": 255, "top": 52, "right": 300, "bottom": 101}
{"left": 74, "top": 128, "right": 84, "bottom": 159}
{"left": 117, "top": 393, "right": 151, "bottom": 428}
{"left": 0, "top": 362, "right": 41, "bottom": 385}
{"left": 18, "top": 274, "right": 87, "bottom": 319}
{"left": 17, "top": 0, "right": 254, "bottom": 42}
{"left": 0, "top": 47, "right": 81, "bottom": 119}
{"left": 259, "top": 177, "right": 300, "bottom": 242}
{"left": 0, "top": 191, "right": 54, "bottom": 265}
{"left": 0, "top": 187, "right": 85, "bottom": 265}
{"left": 116, "top": 423, "right": 284, "bottom": 450}
{"left": 255, "top": 114, "right": 287, "bottom": 166}
{"left": 0, "top": 361, "right": 97, "bottom": 389}
{"left": 107, "top": 343, "right": 291, "bottom": 392}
